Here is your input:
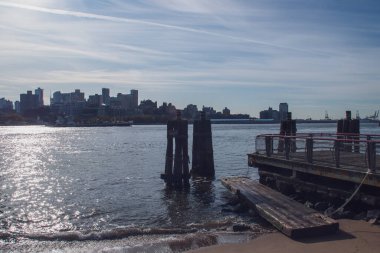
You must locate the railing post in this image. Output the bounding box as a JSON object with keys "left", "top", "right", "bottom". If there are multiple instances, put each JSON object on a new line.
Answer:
{"left": 265, "top": 136, "right": 273, "bottom": 157}
{"left": 367, "top": 141, "right": 376, "bottom": 172}
{"left": 306, "top": 138, "right": 313, "bottom": 163}
{"left": 285, "top": 137, "right": 290, "bottom": 160}
{"left": 334, "top": 140, "right": 341, "bottom": 168}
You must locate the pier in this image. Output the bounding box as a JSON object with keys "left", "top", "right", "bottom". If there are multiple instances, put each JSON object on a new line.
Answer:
{"left": 249, "top": 132, "right": 380, "bottom": 206}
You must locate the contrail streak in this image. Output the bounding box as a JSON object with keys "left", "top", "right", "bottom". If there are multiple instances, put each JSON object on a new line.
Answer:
{"left": 0, "top": 1, "right": 325, "bottom": 55}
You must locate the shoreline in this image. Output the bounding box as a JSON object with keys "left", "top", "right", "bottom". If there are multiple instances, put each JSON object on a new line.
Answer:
{"left": 187, "top": 219, "right": 380, "bottom": 253}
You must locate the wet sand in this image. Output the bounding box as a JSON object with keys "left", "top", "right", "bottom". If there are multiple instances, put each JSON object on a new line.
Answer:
{"left": 188, "top": 219, "right": 380, "bottom": 253}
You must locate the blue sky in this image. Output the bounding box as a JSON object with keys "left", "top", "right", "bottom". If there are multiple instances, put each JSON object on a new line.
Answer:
{"left": 0, "top": 0, "right": 379, "bottom": 119}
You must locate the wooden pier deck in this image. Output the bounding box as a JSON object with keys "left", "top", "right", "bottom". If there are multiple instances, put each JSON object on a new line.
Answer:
{"left": 222, "top": 177, "right": 339, "bottom": 238}
{"left": 249, "top": 133, "right": 380, "bottom": 206}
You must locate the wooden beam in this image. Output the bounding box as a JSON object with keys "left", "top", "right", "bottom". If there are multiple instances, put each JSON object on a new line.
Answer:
{"left": 222, "top": 177, "right": 339, "bottom": 239}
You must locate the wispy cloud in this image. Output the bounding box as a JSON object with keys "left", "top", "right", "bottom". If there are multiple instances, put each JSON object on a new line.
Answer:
{"left": 0, "top": 1, "right": 326, "bottom": 54}
{"left": 0, "top": 0, "right": 379, "bottom": 118}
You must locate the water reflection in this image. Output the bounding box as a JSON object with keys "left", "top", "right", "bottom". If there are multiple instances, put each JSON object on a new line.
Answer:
{"left": 162, "top": 178, "right": 217, "bottom": 228}
{"left": 191, "top": 179, "right": 215, "bottom": 205}
{"left": 0, "top": 126, "right": 76, "bottom": 234}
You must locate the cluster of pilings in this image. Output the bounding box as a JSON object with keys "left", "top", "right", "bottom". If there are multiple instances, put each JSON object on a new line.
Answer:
{"left": 161, "top": 111, "right": 214, "bottom": 189}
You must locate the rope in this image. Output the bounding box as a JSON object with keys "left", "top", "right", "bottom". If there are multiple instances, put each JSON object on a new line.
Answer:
{"left": 328, "top": 169, "right": 370, "bottom": 216}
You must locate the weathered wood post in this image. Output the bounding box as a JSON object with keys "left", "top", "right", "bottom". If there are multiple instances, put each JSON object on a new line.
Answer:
{"left": 278, "top": 112, "right": 297, "bottom": 154}
{"left": 334, "top": 140, "right": 341, "bottom": 168}
{"left": 367, "top": 141, "right": 376, "bottom": 172}
{"left": 265, "top": 136, "right": 273, "bottom": 157}
{"left": 350, "top": 118, "right": 360, "bottom": 153}
{"left": 161, "top": 110, "right": 190, "bottom": 189}
{"left": 192, "top": 112, "right": 215, "bottom": 178}
{"left": 163, "top": 121, "right": 174, "bottom": 185}
{"left": 337, "top": 111, "right": 360, "bottom": 152}
{"left": 306, "top": 137, "right": 313, "bottom": 163}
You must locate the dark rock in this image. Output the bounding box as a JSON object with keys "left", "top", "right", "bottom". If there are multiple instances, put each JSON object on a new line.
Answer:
{"left": 304, "top": 201, "right": 314, "bottom": 209}
{"left": 232, "top": 224, "right": 251, "bottom": 232}
{"left": 232, "top": 204, "right": 249, "bottom": 213}
{"left": 339, "top": 210, "right": 355, "bottom": 219}
{"left": 221, "top": 208, "right": 234, "bottom": 213}
{"left": 324, "top": 206, "right": 336, "bottom": 217}
{"left": 314, "top": 202, "right": 329, "bottom": 212}
{"left": 367, "top": 209, "right": 380, "bottom": 221}
{"left": 353, "top": 211, "right": 367, "bottom": 220}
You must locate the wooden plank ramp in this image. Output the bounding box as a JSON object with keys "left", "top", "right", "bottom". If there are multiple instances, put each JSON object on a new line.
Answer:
{"left": 221, "top": 177, "right": 339, "bottom": 239}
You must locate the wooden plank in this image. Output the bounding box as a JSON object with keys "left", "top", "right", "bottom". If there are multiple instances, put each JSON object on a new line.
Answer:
{"left": 222, "top": 177, "right": 339, "bottom": 239}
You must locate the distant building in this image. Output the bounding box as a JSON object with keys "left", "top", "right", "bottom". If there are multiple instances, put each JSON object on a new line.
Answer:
{"left": 20, "top": 90, "right": 38, "bottom": 114}
{"left": 102, "top": 88, "right": 110, "bottom": 105}
{"left": 130, "top": 89, "right": 138, "bottom": 109}
{"left": 14, "top": 101, "right": 20, "bottom": 113}
{"left": 183, "top": 104, "right": 198, "bottom": 119}
{"left": 115, "top": 89, "right": 139, "bottom": 112}
{"left": 260, "top": 107, "right": 280, "bottom": 121}
{"left": 222, "top": 107, "right": 231, "bottom": 116}
{"left": 0, "top": 98, "right": 13, "bottom": 112}
{"left": 202, "top": 106, "right": 216, "bottom": 117}
{"left": 50, "top": 89, "right": 85, "bottom": 116}
{"left": 87, "top": 94, "right": 103, "bottom": 107}
{"left": 35, "top": 87, "right": 44, "bottom": 107}
{"left": 139, "top": 99, "right": 157, "bottom": 114}
{"left": 279, "top": 103, "right": 288, "bottom": 121}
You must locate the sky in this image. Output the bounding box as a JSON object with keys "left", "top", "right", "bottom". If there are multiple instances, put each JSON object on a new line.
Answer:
{"left": 0, "top": 0, "right": 379, "bottom": 119}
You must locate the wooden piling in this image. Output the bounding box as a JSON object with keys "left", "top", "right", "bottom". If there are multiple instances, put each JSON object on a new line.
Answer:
{"left": 161, "top": 110, "right": 189, "bottom": 189}
{"left": 192, "top": 112, "right": 215, "bottom": 178}
{"left": 336, "top": 111, "right": 360, "bottom": 152}
{"left": 278, "top": 112, "right": 297, "bottom": 153}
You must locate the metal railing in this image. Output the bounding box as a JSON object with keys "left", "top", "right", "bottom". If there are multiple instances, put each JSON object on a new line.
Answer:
{"left": 255, "top": 133, "right": 380, "bottom": 172}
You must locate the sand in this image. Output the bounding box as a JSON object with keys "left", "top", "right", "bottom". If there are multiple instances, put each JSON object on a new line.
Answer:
{"left": 188, "top": 219, "right": 380, "bottom": 253}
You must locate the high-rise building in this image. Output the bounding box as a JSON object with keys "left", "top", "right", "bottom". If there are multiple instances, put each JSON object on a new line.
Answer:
{"left": 0, "top": 98, "right": 13, "bottom": 111}
{"left": 35, "top": 87, "right": 44, "bottom": 107}
{"left": 279, "top": 103, "right": 288, "bottom": 121}
{"left": 130, "top": 89, "right": 138, "bottom": 109}
{"left": 20, "top": 90, "right": 38, "bottom": 114}
{"left": 102, "top": 88, "right": 110, "bottom": 105}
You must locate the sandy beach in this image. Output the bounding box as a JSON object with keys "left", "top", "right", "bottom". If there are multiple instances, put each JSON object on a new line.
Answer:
{"left": 188, "top": 219, "right": 380, "bottom": 253}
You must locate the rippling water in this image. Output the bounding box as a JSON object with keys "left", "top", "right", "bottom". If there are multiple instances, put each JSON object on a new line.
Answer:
{"left": 0, "top": 123, "right": 379, "bottom": 252}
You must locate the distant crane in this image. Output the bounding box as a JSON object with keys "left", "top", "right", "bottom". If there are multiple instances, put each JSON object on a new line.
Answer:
{"left": 356, "top": 110, "right": 360, "bottom": 120}
{"left": 365, "top": 110, "right": 379, "bottom": 120}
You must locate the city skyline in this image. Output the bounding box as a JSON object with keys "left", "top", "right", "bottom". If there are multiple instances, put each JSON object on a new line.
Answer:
{"left": 1, "top": 0, "right": 379, "bottom": 119}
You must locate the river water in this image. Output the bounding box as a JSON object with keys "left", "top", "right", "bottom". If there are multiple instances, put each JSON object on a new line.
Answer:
{"left": 0, "top": 123, "right": 379, "bottom": 252}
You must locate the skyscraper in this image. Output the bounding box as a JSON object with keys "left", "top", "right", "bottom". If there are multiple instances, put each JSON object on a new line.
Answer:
{"left": 279, "top": 103, "right": 288, "bottom": 121}
{"left": 102, "top": 88, "right": 110, "bottom": 105}
{"left": 130, "top": 89, "right": 138, "bottom": 109}
{"left": 35, "top": 87, "right": 44, "bottom": 107}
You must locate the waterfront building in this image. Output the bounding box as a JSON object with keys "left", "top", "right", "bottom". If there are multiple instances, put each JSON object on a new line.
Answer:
{"left": 260, "top": 107, "right": 280, "bottom": 121}
{"left": 279, "top": 103, "right": 288, "bottom": 121}
{"left": 87, "top": 94, "right": 103, "bottom": 107}
{"left": 130, "top": 89, "right": 138, "bottom": 109}
{"left": 35, "top": 87, "right": 44, "bottom": 107}
{"left": 102, "top": 88, "right": 110, "bottom": 105}
{"left": 20, "top": 90, "right": 38, "bottom": 114}
{"left": 223, "top": 107, "right": 231, "bottom": 116}
{"left": 50, "top": 89, "right": 86, "bottom": 116}
{"left": 202, "top": 106, "right": 216, "bottom": 117}
{"left": 14, "top": 101, "right": 20, "bottom": 113}
{"left": 183, "top": 104, "right": 198, "bottom": 119}
{"left": 0, "top": 98, "right": 13, "bottom": 112}
{"left": 139, "top": 99, "right": 158, "bottom": 114}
